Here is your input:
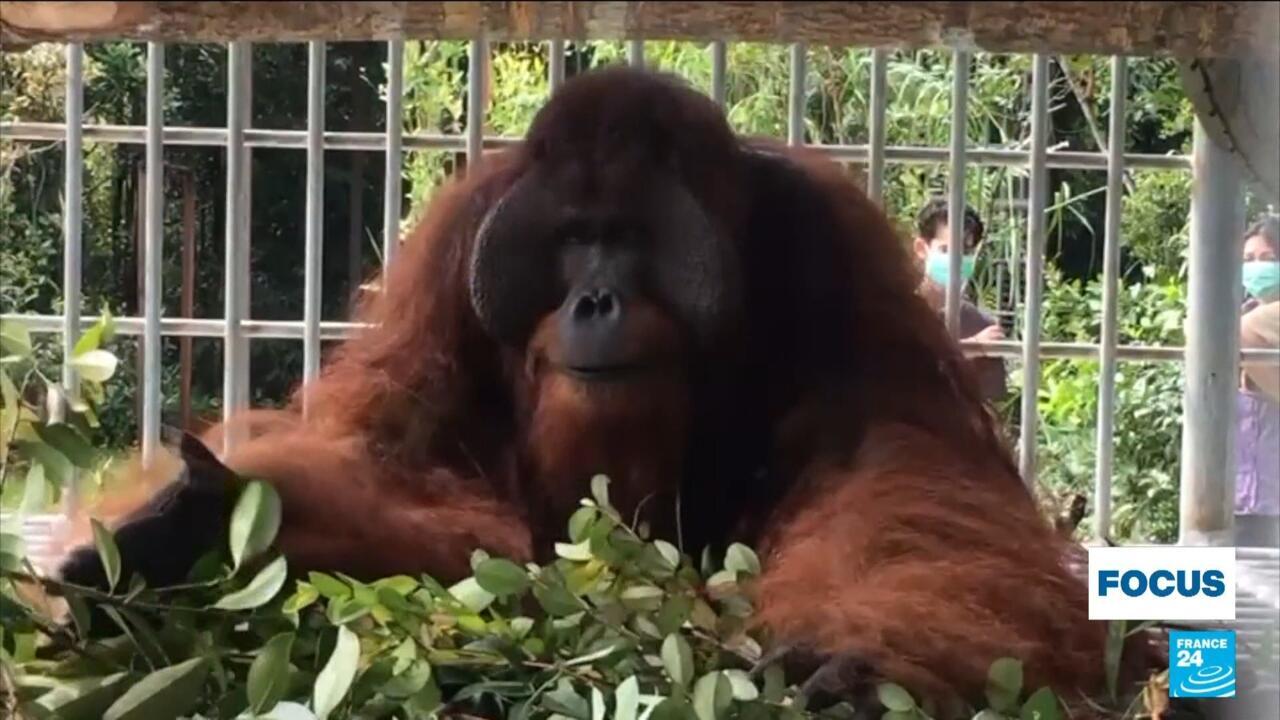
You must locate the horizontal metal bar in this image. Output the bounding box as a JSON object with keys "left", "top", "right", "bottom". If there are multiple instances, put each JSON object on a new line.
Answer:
{"left": 7, "top": 313, "right": 1279, "bottom": 365}
{"left": 0, "top": 121, "right": 1192, "bottom": 170}
{"left": 2, "top": 314, "right": 365, "bottom": 341}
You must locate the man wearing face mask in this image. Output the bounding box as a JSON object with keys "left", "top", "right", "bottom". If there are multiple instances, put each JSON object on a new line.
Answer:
{"left": 911, "top": 198, "right": 1008, "bottom": 405}
{"left": 1235, "top": 215, "right": 1280, "bottom": 547}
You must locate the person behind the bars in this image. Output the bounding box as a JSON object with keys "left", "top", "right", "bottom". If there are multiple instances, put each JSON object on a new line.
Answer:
{"left": 911, "top": 197, "right": 1008, "bottom": 405}
{"left": 1235, "top": 214, "right": 1280, "bottom": 547}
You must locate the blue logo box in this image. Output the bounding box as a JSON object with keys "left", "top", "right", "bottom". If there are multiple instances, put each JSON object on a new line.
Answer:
{"left": 1169, "top": 630, "right": 1236, "bottom": 699}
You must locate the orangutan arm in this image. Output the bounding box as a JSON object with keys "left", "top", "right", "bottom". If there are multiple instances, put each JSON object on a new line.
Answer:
{"left": 751, "top": 426, "right": 1108, "bottom": 713}
{"left": 58, "top": 430, "right": 532, "bottom": 591}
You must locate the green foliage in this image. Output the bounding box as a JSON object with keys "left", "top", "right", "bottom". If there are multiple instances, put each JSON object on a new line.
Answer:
{"left": 1, "top": 312, "right": 121, "bottom": 514}
{"left": 0, "top": 466, "right": 1123, "bottom": 720}
{"left": 1017, "top": 269, "right": 1187, "bottom": 542}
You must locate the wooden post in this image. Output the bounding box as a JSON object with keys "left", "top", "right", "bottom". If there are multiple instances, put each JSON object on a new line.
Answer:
{"left": 2, "top": 2, "right": 1274, "bottom": 59}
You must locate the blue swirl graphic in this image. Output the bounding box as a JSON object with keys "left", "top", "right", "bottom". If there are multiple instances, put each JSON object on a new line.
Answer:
{"left": 1176, "top": 665, "right": 1236, "bottom": 696}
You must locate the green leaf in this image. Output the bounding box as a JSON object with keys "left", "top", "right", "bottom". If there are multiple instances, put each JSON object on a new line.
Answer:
{"left": 565, "top": 640, "right": 627, "bottom": 667}
{"left": 971, "top": 712, "right": 1006, "bottom": 720}
{"left": 283, "top": 582, "right": 321, "bottom": 614}
{"left": 654, "top": 540, "right": 681, "bottom": 569}
{"left": 18, "top": 439, "right": 72, "bottom": 489}
{"left": 555, "top": 540, "right": 594, "bottom": 561}
{"left": 0, "top": 531, "right": 24, "bottom": 572}
{"left": 592, "top": 686, "right": 606, "bottom": 720}
{"left": 693, "top": 672, "right": 733, "bottom": 720}
{"left": 876, "top": 683, "right": 916, "bottom": 712}
{"left": 881, "top": 712, "right": 916, "bottom": 720}
{"left": 615, "top": 675, "right": 640, "bottom": 720}
{"left": 620, "top": 584, "right": 665, "bottom": 611}
{"left": 35, "top": 672, "right": 130, "bottom": 720}
{"left": 72, "top": 310, "right": 115, "bottom": 357}
{"left": 724, "top": 543, "right": 761, "bottom": 576}
{"left": 248, "top": 632, "right": 295, "bottom": 714}
{"left": 103, "top": 656, "right": 210, "bottom": 720}
{"left": 662, "top": 633, "right": 694, "bottom": 686}
{"left": 1, "top": 320, "right": 32, "bottom": 358}
{"left": 447, "top": 577, "right": 496, "bottom": 613}
{"left": 35, "top": 422, "right": 98, "bottom": 469}
{"left": 251, "top": 702, "right": 318, "bottom": 720}
{"left": 69, "top": 350, "right": 119, "bottom": 383}
{"left": 229, "top": 480, "right": 282, "bottom": 570}
{"left": 1020, "top": 687, "right": 1062, "bottom": 720}
{"left": 20, "top": 462, "right": 48, "bottom": 513}
{"left": 474, "top": 557, "right": 530, "bottom": 597}
{"left": 723, "top": 669, "right": 759, "bottom": 701}
{"left": 91, "top": 518, "right": 121, "bottom": 592}
{"left": 591, "top": 474, "right": 610, "bottom": 508}
{"left": 985, "top": 657, "right": 1023, "bottom": 712}
{"left": 214, "top": 555, "right": 288, "bottom": 610}
{"left": 308, "top": 572, "right": 351, "bottom": 600}
{"left": 313, "top": 625, "right": 361, "bottom": 720}
{"left": 568, "top": 506, "right": 597, "bottom": 542}
{"left": 543, "top": 678, "right": 590, "bottom": 720}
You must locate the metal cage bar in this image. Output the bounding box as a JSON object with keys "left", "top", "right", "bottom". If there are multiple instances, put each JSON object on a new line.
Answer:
{"left": 58, "top": 43, "right": 84, "bottom": 513}
{"left": 6, "top": 38, "right": 1279, "bottom": 556}
{"left": 1092, "top": 56, "right": 1129, "bottom": 541}
{"left": 467, "top": 39, "right": 487, "bottom": 168}
{"left": 867, "top": 48, "right": 888, "bottom": 205}
{"left": 788, "top": 44, "right": 805, "bottom": 147}
{"left": 1179, "top": 120, "right": 1247, "bottom": 546}
{"left": 549, "top": 39, "right": 566, "bottom": 93}
{"left": 0, "top": 121, "right": 1193, "bottom": 170}
{"left": 1018, "top": 53, "right": 1051, "bottom": 487}
{"left": 302, "top": 41, "right": 326, "bottom": 412}
{"left": 382, "top": 39, "right": 404, "bottom": 274}
{"left": 710, "top": 41, "right": 727, "bottom": 107}
{"left": 61, "top": 44, "right": 83, "bottom": 407}
{"left": 141, "top": 42, "right": 165, "bottom": 467}
{"left": 628, "top": 39, "right": 645, "bottom": 68}
{"left": 944, "top": 50, "right": 969, "bottom": 335}
{"left": 223, "top": 41, "right": 250, "bottom": 448}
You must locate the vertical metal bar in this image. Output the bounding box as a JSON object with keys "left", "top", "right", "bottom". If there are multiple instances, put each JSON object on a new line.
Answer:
{"left": 223, "top": 42, "right": 249, "bottom": 448}
{"left": 1179, "top": 120, "right": 1245, "bottom": 546}
{"left": 710, "top": 41, "right": 727, "bottom": 107}
{"left": 944, "top": 50, "right": 970, "bottom": 335}
{"left": 787, "top": 44, "right": 806, "bottom": 147}
{"left": 302, "top": 41, "right": 325, "bottom": 411}
{"left": 467, "top": 38, "right": 487, "bottom": 170}
{"left": 1092, "top": 56, "right": 1128, "bottom": 541}
{"left": 234, "top": 46, "right": 253, "bottom": 418}
{"left": 62, "top": 44, "right": 84, "bottom": 401}
{"left": 141, "top": 43, "right": 164, "bottom": 467}
{"left": 382, "top": 39, "right": 404, "bottom": 274}
{"left": 1018, "top": 54, "right": 1051, "bottom": 487}
{"left": 628, "top": 39, "right": 645, "bottom": 67}
{"left": 867, "top": 48, "right": 888, "bottom": 204}
{"left": 549, "top": 39, "right": 566, "bottom": 93}
{"left": 60, "top": 43, "right": 84, "bottom": 513}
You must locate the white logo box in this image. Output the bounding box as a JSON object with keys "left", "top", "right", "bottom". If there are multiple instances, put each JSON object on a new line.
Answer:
{"left": 1087, "top": 546, "right": 1237, "bottom": 621}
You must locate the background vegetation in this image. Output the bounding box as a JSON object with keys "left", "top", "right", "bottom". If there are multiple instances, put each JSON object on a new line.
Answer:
{"left": 1, "top": 40, "right": 1271, "bottom": 542}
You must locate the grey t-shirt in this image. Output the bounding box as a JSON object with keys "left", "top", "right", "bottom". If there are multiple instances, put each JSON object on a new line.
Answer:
{"left": 948, "top": 301, "right": 1009, "bottom": 405}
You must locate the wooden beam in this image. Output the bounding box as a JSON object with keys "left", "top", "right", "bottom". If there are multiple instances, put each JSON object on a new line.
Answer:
{"left": 1, "top": 2, "right": 1276, "bottom": 59}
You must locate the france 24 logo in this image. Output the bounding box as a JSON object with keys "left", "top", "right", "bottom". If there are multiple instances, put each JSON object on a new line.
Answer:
{"left": 1169, "top": 630, "right": 1236, "bottom": 698}
{"left": 1087, "top": 546, "right": 1236, "bottom": 621}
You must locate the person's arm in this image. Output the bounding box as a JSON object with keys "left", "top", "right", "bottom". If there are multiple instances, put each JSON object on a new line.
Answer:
{"left": 1241, "top": 301, "right": 1280, "bottom": 403}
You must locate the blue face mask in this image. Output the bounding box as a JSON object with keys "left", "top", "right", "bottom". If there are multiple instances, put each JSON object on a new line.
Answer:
{"left": 1243, "top": 260, "right": 1280, "bottom": 300}
{"left": 925, "top": 250, "right": 976, "bottom": 288}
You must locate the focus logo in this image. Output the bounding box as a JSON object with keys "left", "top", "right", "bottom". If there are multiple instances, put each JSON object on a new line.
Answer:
{"left": 1169, "top": 630, "right": 1236, "bottom": 698}
{"left": 1087, "top": 547, "right": 1236, "bottom": 621}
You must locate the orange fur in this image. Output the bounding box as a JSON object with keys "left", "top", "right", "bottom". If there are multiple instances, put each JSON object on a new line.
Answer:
{"left": 60, "top": 67, "right": 1159, "bottom": 715}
